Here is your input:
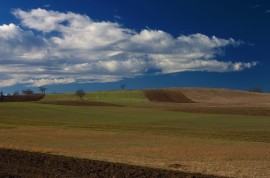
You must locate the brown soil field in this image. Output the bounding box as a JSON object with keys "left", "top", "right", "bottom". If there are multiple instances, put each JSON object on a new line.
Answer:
{"left": 144, "top": 88, "right": 270, "bottom": 116}
{"left": 0, "top": 148, "right": 224, "bottom": 178}
{"left": 37, "top": 100, "right": 122, "bottom": 107}
{"left": 144, "top": 89, "right": 194, "bottom": 103}
{"left": 165, "top": 104, "right": 270, "bottom": 116}
{"left": 179, "top": 88, "right": 270, "bottom": 106}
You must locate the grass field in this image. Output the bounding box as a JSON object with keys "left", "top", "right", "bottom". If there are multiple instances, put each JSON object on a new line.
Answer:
{"left": 43, "top": 90, "right": 147, "bottom": 101}
{"left": 1, "top": 94, "right": 270, "bottom": 178}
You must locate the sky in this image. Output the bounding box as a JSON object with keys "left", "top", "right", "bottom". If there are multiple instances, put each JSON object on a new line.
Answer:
{"left": 0, "top": 0, "right": 270, "bottom": 93}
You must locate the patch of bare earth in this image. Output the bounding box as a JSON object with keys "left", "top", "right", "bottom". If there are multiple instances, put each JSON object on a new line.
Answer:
{"left": 0, "top": 148, "right": 223, "bottom": 178}
{"left": 144, "top": 89, "right": 194, "bottom": 103}
{"left": 179, "top": 88, "right": 270, "bottom": 106}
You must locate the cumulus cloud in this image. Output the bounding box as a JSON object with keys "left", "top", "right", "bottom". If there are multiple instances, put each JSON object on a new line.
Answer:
{"left": 0, "top": 8, "right": 257, "bottom": 87}
{"left": 0, "top": 23, "right": 48, "bottom": 61}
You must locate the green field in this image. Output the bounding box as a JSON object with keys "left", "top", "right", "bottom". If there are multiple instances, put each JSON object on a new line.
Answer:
{"left": 1, "top": 102, "right": 269, "bottom": 142}
{"left": 0, "top": 93, "right": 270, "bottom": 177}
{"left": 43, "top": 90, "right": 147, "bottom": 101}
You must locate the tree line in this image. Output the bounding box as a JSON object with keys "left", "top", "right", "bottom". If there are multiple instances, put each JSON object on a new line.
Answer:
{"left": 0, "top": 86, "right": 48, "bottom": 97}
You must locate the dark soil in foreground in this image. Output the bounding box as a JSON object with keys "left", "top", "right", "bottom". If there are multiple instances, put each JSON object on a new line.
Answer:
{"left": 0, "top": 148, "right": 224, "bottom": 178}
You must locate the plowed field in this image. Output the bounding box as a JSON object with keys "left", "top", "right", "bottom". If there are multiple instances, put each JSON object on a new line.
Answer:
{"left": 144, "top": 88, "right": 270, "bottom": 115}
{"left": 144, "top": 89, "right": 194, "bottom": 103}
{"left": 0, "top": 148, "right": 222, "bottom": 178}
{"left": 179, "top": 88, "right": 270, "bottom": 105}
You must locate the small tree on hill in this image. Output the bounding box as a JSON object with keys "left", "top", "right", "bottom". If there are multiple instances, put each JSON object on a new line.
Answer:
{"left": 22, "top": 89, "right": 34, "bottom": 95}
{"left": 39, "top": 86, "right": 48, "bottom": 94}
{"left": 121, "top": 84, "right": 126, "bottom": 90}
{"left": 75, "top": 89, "right": 86, "bottom": 100}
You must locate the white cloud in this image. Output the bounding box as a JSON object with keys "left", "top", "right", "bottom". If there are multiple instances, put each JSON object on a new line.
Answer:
{"left": 0, "top": 78, "right": 19, "bottom": 87}
{"left": 0, "top": 23, "right": 48, "bottom": 61}
{"left": 29, "top": 78, "right": 75, "bottom": 87}
{"left": 0, "top": 8, "right": 257, "bottom": 87}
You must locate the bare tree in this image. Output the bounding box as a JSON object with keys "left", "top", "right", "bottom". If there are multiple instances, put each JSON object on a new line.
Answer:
{"left": 39, "top": 86, "right": 48, "bottom": 94}
{"left": 13, "top": 91, "right": 20, "bottom": 96}
{"left": 22, "top": 89, "right": 34, "bottom": 95}
{"left": 75, "top": 89, "right": 86, "bottom": 100}
{"left": 121, "top": 84, "right": 126, "bottom": 90}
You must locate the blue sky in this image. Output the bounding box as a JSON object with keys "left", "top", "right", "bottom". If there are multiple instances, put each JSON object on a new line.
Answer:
{"left": 0, "top": 0, "right": 270, "bottom": 93}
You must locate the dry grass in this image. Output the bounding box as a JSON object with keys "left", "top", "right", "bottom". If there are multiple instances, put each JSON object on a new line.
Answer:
{"left": 0, "top": 127, "right": 269, "bottom": 178}
{"left": 160, "top": 103, "right": 270, "bottom": 116}
{"left": 179, "top": 88, "right": 270, "bottom": 106}
{"left": 1, "top": 89, "right": 270, "bottom": 177}
{"left": 142, "top": 88, "right": 270, "bottom": 115}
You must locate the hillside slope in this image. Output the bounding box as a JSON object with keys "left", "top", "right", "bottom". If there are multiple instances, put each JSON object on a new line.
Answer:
{"left": 43, "top": 88, "right": 270, "bottom": 108}
{"left": 144, "top": 89, "right": 194, "bottom": 103}
{"left": 179, "top": 88, "right": 270, "bottom": 106}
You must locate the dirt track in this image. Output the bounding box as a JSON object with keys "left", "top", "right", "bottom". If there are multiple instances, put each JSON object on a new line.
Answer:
{"left": 0, "top": 148, "right": 224, "bottom": 178}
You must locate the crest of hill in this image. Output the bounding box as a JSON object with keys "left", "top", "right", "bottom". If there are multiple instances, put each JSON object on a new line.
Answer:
{"left": 144, "top": 88, "right": 270, "bottom": 105}
{"left": 144, "top": 89, "right": 194, "bottom": 103}
{"left": 178, "top": 88, "right": 270, "bottom": 105}
{"left": 42, "top": 88, "right": 270, "bottom": 106}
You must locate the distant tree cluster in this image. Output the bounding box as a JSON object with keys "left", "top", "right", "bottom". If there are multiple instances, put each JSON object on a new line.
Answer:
{"left": 13, "top": 91, "right": 20, "bottom": 96}
{"left": 0, "top": 91, "right": 3, "bottom": 102}
{"left": 0, "top": 88, "right": 46, "bottom": 102}
{"left": 22, "top": 89, "right": 34, "bottom": 95}
{"left": 0, "top": 86, "right": 48, "bottom": 98}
